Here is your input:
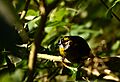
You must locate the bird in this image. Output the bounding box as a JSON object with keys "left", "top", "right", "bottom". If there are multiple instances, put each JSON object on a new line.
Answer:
{"left": 58, "top": 36, "right": 91, "bottom": 63}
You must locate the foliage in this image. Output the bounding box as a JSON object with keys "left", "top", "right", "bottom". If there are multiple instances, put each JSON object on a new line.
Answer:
{"left": 0, "top": 0, "right": 120, "bottom": 82}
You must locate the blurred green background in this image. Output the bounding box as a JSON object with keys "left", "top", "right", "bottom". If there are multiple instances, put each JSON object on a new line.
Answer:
{"left": 0, "top": 0, "right": 120, "bottom": 82}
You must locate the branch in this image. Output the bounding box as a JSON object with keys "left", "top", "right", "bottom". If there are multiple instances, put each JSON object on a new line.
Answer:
{"left": 34, "top": 0, "right": 39, "bottom": 7}
{"left": 100, "top": 0, "right": 120, "bottom": 22}
{"left": 37, "top": 54, "right": 77, "bottom": 71}
{"left": 37, "top": 54, "right": 70, "bottom": 63}
{"left": 27, "top": 0, "right": 61, "bottom": 81}
{"left": 20, "top": 0, "right": 31, "bottom": 19}
{"left": 27, "top": 0, "right": 47, "bottom": 82}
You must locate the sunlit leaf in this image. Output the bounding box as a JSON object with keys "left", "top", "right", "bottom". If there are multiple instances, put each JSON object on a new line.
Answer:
{"left": 111, "top": 41, "right": 120, "bottom": 50}
{"left": 49, "top": 8, "right": 67, "bottom": 22}
{"left": 26, "top": 9, "right": 39, "bottom": 17}
{"left": 27, "top": 17, "right": 40, "bottom": 31}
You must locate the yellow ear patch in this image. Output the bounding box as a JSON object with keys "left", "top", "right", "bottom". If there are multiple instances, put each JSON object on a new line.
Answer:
{"left": 63, "top": 37, "right": 69, "bottom": 41}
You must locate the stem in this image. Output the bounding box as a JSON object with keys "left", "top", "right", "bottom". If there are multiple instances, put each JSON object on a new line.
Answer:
{"left": 100, "top": 0, "right": 120, "bottom": 22}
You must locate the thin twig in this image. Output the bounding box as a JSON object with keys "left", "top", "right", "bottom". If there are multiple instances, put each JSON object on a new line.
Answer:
{"left": 34, "top": 0, "right": 39, "bottom": 7}
{"left": 100, "top": 0, "right": 120, "bottom": 22}
{"left": 20, "top": 0, "right": 31, "bottom": 19}
{"left": 46, "top": 0, "right": 61, "bottom": 15}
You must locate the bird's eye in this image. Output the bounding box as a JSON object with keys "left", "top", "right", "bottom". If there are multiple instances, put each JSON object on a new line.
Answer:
{"left": 64, "top": 40, "right": 70, "bottom": 45}
{"left": 64, "top": 40, "right": 71, "bottom": 50}
{"left": 58, "top": 37, "right": 72, "bottom": 50}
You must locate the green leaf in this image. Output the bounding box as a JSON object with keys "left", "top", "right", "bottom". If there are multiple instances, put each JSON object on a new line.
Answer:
{"left": 11, "top": 69, "right": 24, "bottom": 82}
{"left": 42, "top": 26, "right": 67, "bottom": 46}
{"left": 0, "top": 69, "right": 24, "bottom": 82}
{"left": 46, "top": 0, "right": 54, "bottom": 5}
{"left": 111, "top": 41, "right": 120, "bottom": 50}
{"left": 26, "top": 9, "right": 39, "bottom": 17}
{"left": 27, "top": 17, "right": 40, "bottom": 31}
{"left": 49, "top": 8, "right": 67, "bottom": 22}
